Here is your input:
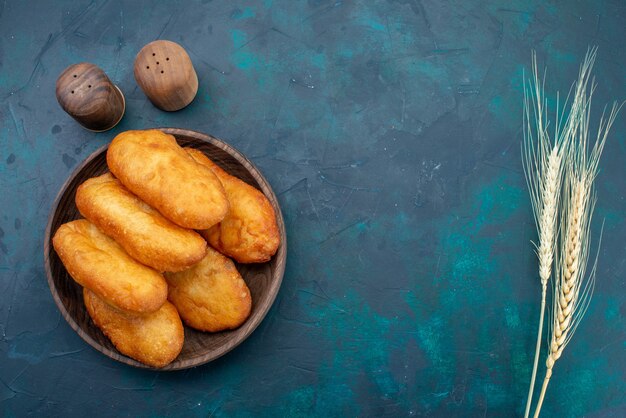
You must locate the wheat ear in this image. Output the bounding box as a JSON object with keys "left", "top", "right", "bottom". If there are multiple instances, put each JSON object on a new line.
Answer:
{"left": 521, "top": 52, "right": 566, "bottom": 418}
{"left": 532, "top": 48, "right": 622, "bottom": 417}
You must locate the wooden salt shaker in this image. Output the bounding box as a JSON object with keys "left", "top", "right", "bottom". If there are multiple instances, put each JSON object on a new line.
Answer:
{"left": 55, "top": 63, "right": 125, "bottom": 132}
{"left": 134, "top": 40, "right": 198, "bottom": 111}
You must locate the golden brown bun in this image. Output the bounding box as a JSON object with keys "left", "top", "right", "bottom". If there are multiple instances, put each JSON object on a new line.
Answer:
{"left": 164, "top": 246, "right": 252, "bottom": 332}
{"left": 185, "top": 148, "right": 280, "bottom": 263}
{"left": 76, "top": 172, "right": 207, "bottom": 272}
{"left": 52, "top": 219, "right": 167, "bottom": 313}
{"left": 107, "top": 130, "right": 229, "bottom": 229}
{"left": 83, "top": 288, "right": 184, "bottom": 368}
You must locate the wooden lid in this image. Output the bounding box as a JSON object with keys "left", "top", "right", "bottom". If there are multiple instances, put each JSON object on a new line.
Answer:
{"left": 134, "top": 40, "right": 198, "bottom": 111}
{"left": 55, "top": 63, "right": 125, "bottom": 132}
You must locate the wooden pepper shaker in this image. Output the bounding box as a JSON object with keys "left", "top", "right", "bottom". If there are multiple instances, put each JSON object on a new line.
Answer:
{"left": 55, "top": 63, "right": 125, "bottom": 132}
{"left": 134, "top": 40, "right": 198, "bottom": 111}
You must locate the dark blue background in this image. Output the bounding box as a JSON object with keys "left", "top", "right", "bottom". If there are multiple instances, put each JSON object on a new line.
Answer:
{"left": 1, "top": 1, "right": 625, "bottom": 416}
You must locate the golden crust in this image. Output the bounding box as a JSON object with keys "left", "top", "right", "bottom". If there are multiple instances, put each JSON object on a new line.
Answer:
{"left": 52, "top": 219, "right": 167, "bottom": 313}
{"left": 83, "top": 288, "right": 184, "bottom": 368}
{"left": 76, "top": 172, "right": 207, "bottom": 272}
{"left": 106, "top": 130, "right": 229, "bottom": 229}
{"left": 164, "top": 246, "right": 252, "bottom": 332}
{"left": 185, "top": 148, "right": 280, "bottom": 263}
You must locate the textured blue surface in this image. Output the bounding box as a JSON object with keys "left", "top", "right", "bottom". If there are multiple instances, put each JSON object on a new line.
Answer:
{"left": 1, "top": 1, "right": 625, "bottom": 416}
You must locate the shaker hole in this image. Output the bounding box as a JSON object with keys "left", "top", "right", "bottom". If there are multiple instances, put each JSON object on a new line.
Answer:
{"left": 88, "top": 85, "right": 92, "bottom": 88}
{"left": 146, "top": 66, "right": 150, "bottom": 69}
{"left": 152, "top": 53, "right": 155, "bottom": 56}
{"left": 73, "top": 74, "right": 77, "bottom": 78}
{"left": 156, "top": 61, "right": 159, "bottom": 65}
{"left": 166, "top": 57, "right": 169, "bottom": 61}
{"left": 71, "top": 90, "right": 74, "bottom": 94}
{"left": 161, "top": 70, "right": 164, "bottom": 73}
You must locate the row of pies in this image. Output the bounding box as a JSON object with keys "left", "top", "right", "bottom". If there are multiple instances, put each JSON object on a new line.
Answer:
{"left": 52, "top": 129, "right": 280, "bottom": 367}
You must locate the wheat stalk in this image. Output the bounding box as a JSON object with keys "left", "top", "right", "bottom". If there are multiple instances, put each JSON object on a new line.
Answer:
{"left": 521, "top": 52, "right": 569, "bottom": 418}
{"left": 532, "top": 48, "right": 622, "bottom": 417}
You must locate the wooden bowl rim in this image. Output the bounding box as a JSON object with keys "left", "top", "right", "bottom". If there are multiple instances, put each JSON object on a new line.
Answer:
{"left": 43, "top": 127, "right": 287, "bottom": 371}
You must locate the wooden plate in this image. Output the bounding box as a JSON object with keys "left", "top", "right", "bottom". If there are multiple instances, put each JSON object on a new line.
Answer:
{"left": 44, "top": 128, "right": 287, "bottom": 370}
